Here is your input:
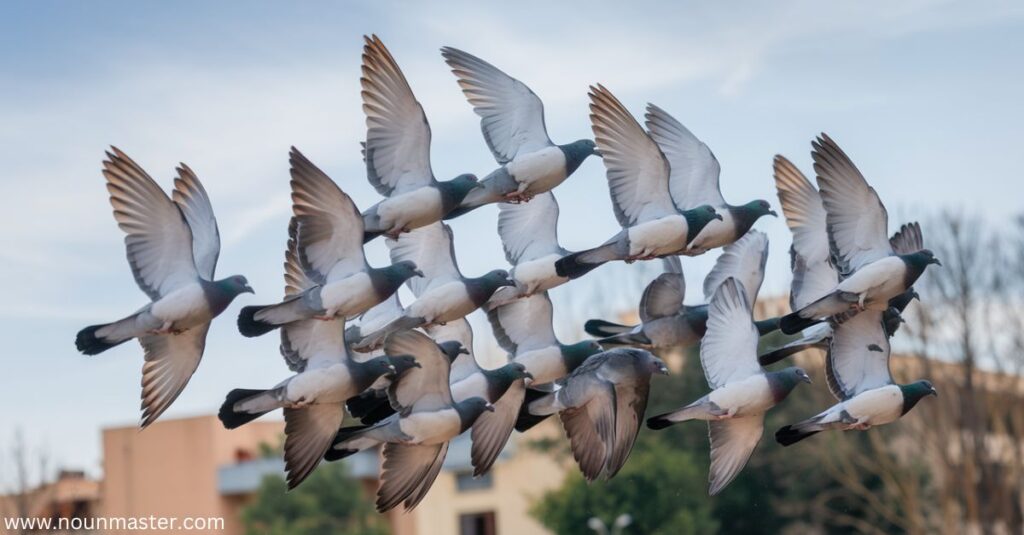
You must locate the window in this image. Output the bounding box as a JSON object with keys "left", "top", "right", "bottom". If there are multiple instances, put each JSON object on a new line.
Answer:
{"left": 455, "top": 470, "right": 493, "bottom": 492}
{"left": 459, "top": 511, "right": 496, "bottom": 535}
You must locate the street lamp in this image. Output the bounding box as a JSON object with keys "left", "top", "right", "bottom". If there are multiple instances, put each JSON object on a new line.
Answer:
{"left": 588, "top": 514, "right": 632, "bottom": 535}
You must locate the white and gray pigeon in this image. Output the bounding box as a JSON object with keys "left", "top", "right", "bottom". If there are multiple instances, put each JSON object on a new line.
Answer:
{"left": 439, "top": 47, "right": 598, "bottom": 217}
{"left": 646, "top": 278, "right": 811, "bottom": 495}
{"left": 429, "top": 320, "right": 533, "bottom": 476}
{"left": 486, "top": 191, "right": 572, "bottom": 309}
{"left": 325, "top": 330, "right": 495, "bottom": 512}
{"left": 237, "top": 148, "right": 423, "bottom": 337}
{"left": 585, "top": 232, "right": 780, "bottom": 349}
{"left": 526, "top": 348, "right": 669, "bottom": 481}
{"left": 351, "top": 222, "right": 514, "bottom": 352}
{"left": 484, "top": 291, "right": 604, "bottom": 432}
{"left": 554, "top": 85, "right": 722, "bottom": 280}
{"left": 645, "top": 104, "right": 777, "bottom": 254}
{"left": 775, "top": 309, "right": 937, "bottom": 446}
{"left": 359, "top": 35, "right": 481, "bottom": 243}
{"left": 779, "top": 135, "right": 940, "bottom": 334}
{"left": 217, "top": 226, "right": 398, "bottom": 489}
{"left": 75, "top": 148, "right": 253, "bottom": 428}
{"left": 760, "top": 157, "right": 919, "bottom": 365}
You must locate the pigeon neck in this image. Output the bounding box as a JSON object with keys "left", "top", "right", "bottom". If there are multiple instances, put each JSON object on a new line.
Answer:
{"left": 727, "top": 204, "right": 763, "bottom": 239}
{"left": 436, "top": 180, "right": 475, "bottom": 213}
{"left": 369, "top": 265, "right": 411, "bottom": 299}
{"left": 464, "top": 277, "right": 503, "bottom": 307}
{"left": 559, "top": 342, "right": 599, "bottom": 374}
{"left": 558, "top": 141, "right": 593, "bottom": 177}
{"left": 766, "top": 371, "right": 800, "bottom": 403}
{"left": 202, "top": 279, "right": 241, "bottom": 316}
{"left": 483, "top": 365, "right": 520, "bottom": 400}
{"left": 899, "top": 255, "right": 929, "bottom": 289}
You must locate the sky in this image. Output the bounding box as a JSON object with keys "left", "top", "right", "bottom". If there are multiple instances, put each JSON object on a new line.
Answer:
{"left": 1, "top": 0, "right": 1023, "bottom": 482}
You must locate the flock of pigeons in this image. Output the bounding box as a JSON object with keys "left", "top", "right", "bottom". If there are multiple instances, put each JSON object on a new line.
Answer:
{"left": 75, "top": 35, "right": 941, "bottom": 510}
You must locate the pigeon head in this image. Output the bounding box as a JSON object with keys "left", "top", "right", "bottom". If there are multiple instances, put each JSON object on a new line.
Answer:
{"left": 561, "top": 340, "right": 604, "bottom": 372}
{"left": 207, "top": 275, "right": 254, "bottom": 314}
{"left": 682, "top": 205, "right": 723, "bottom": 243}
{"left": 647, "top": 355, "right": 670, "bottom": 376}
{"left": 900, "top": 249, "right": 941, "bottom": 286}
{"left": 454, "top": 397, "right": 495, "bottom": 431}
{"left": 219, "top": 275, "right": 255, "bottom": 295}
{"left": 437, "top": 341, "right": 469, "bottom": 362}
{"left": 727, "top": 200, "right": 776, "bottom": 238}
{"left": 385, "top": 355, "right": 421, "bottom": 376}
{"left": 359, "top": 356, "right": 398, "bottom": 380}
{"left": 559, "top": 139, "right": 599, "bottom": 176}
{"left": 390, "top": 260, "right": 424, "bottom": 280}
{"left": 768, "top": 366, "right": 812, "bottom": 401}
{"left": 450, "top": 173, "right": 482, "bottom": 194}
{"left": 486, "top": 362, "right": 534, "bottom": 394}
{"left": 882, "top": 306, "right": 906, "bottom": 337}
{"left": 899, "top": 380, "right": 938, "bottom": 415}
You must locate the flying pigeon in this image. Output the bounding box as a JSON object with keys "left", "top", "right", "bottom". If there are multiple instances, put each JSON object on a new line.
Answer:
{"left": 759, "top": 157, "right": 919, "bottom": 364}
{"left": 236, "top": 148, "right": 422, "bottom": 337}
{"left": 359, "top": 35, "right": 481, "bottom": 242}
{"left": 526, "top": 348, "right": 669, "bottom": 481}
{"left": 485, "top": 192, "right": 572, "bottom": 309}
{"left": 218, "top": 223, "right": 398, "bottom": 489}
{"left": 553, "top": 85, "right": 722, "bottom": 280}
{"left": 325, "top": 330, "right": 494, "bottom": 512}
{"left": 646, "top": 278, "right": 811, "bottom": 495}
{"left": 75, "top": 148, "right": 253, "bottom": 428}
{"left": 775, "top": 310, "right": 937, "bottom": 446}
{"left": 645, "top": 104, "right": 777, "bottom": 254}
{"left": 351, "top": 222, "right": 514, "bottom": 352}
{"left": 779, "top": 135, "right": 940, "bottom": 334}
{"left": 439, "top": 47, "right": 598, "bottom": 217}
{"left": 485, "top": 291, "right": 604, "bottom": 432}
{"left": 585, "top": 232, "right": 779, "bottom": 349}
{"left": 430, "top": 320, "right": 533, "bottom": 476}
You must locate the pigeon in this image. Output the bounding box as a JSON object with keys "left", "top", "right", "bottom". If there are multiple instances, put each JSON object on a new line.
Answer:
{"left": 75, "top": 148, "right": 253, "bottom": 428}
{"left": 236, "top": 148, "right": 423, "bottom": 337}
{"left": 359, "top": 35, "right": 481, "bottom": 242}
{"left": 485, "top": 192, "right": 572, "bottom": 309}
{"left": 526, "top": 348, "right": 669, "bottom": 481}
{"left": 759, "top": 157, "right": 919, "bottom": 364}
{"left": 585, "top": 232, "right": 779, "bottom": 349}
{"left": 554, "top": 85, "right": 722, "bottom": 280}
{"left": 646, "top": 278, "right": 811, "bottom": 495}
{"left": 439, "top": 47, "right": 598, "bottom": 217}
{"left": 325, "top": 330, "right": 495, "bottom": 512}
{"left": 775, "top": 310, "right": 937, "bottom": 446}
{"left": 485, "top": 291, "right": 604, "bottom": 431}
{"left": 645, "top": 104, "right": 777, "bottom": 254}
{"left": 218, "top": 222, "right": 399, "bottom": 489}
{"left": 429, "top": 320, "right": 533, "bottom": 476}
{"left": 779, "top": 135, "right": 940, "bottom": 334}
{"left": 351, "top": 222, "right": 514, "bottom": 352}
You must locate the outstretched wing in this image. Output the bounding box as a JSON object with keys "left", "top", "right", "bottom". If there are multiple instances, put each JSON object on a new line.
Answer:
{"left": 645, "top": 104, "right": 724, "bottom": 210}
{"left": 486, "top": 292, "right": 558, "bottom": 354}
{"left": 702, "top": 230, "right": 769, "bottom": 305}
{"left": 172, "top": 164, "right": 220, "bottom": 280}
{"left": 442, "top": 47, "right": 552, "bottom": 164}
{"left": 825, "top": 310, "right": 892, "bottom": 401}
{"left": 497, "top": 192, "right": 564, "bottom": 264}
{"left": 384, "top": 330, "right": 453, "bottom": 412}
{"left": 700, "top": 278, "right": 760, "bottom": 389}
{"left": 890, "top": 222, "right": 924, "bottom": 255}
{"left": 387, "top": 222, "right": 461, "bottom": 296}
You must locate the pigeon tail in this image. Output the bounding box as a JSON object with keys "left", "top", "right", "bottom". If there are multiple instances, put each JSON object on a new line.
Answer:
{"left": 237, "top": 306, "right": 279, "bottom": 337}
{"left": 346, "top": 390, "right": 395, "bottom": 425}
{"left": 361, "top": 207, "right": 387, "bottom": 243}
{"left": 555, "top": 243, "right": 621, "bottom": 280}
{"left": 597, "top": 330, "right": 652, "bottom": 348}
{"left": 775, "top": 424, "right": 822, "bottom": 446}
{"left": 363, "top": 230, "right": 385, "bottom": 244}
{"left": 75, "top": 323, "right": 131, "bottom": 355}
{"left": 218, "top": 388, "right": 279, "bottom": 429}
{"left": 513, "top": 388, "right": 553, "bottom": 432}
{"left": 584, "top": 319, "right": 635, "bottom": 338}
{"left": 647, "top": 400, "right": 723, "bottom": 429}
{"left": 324, "top": 425, "right": 372, "bottom": 461}
{"left": 779, "top": 313, "right": 825, "bottom": 335}
{"left": 757, "top": 341, "right": 821, "bottom": 367}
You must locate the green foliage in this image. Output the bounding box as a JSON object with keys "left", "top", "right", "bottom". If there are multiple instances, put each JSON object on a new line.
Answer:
{"left": 240, "top": 462, "right": 387, "bottom": 535}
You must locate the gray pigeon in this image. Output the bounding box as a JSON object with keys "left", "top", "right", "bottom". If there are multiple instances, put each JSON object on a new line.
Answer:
{"left": 430, "top": 320, "right": 533, "bottom": 476}
{"left": 485, "top": 291, "right": 604, "bottom": 432}
{"left": 645, "top": 104, "right": 777, "bottom": 254}
{"left": 359, "top": 36, "right": 481, "bottom": 242}
{"left": 439, "top": 47, "right": 598, "bottom": 217}
{"left": 75, "top": 148, "right": 253, "bottom": 428}
{"left": 585, "top": 232, "right": 780, "bottom": 349}
{"left": 779, "top": 135, "right": 940, "bottom": 334}
{"left": 776, "top": 309, "right": 937, "bottom": 446}
{"left": 526, "top": 348, "right": 669, "bottom": 481}
{"left": 237, "top": 148, "right": 422, "bottom": 337}
{"left": 218, "top": 224, "right": 398, "bottom": 489}
{"left": 646, "top": 278, "right": 811, "bottom": 495}
{"left": 760, "top": 157, "right": 919, "bottom": 364}
{"left": 325, "top": 330, "right": 494, "bottom": 512}
{"left": 351, "top": 222, "right": 514, "bottom": 352}
{"left": 554, "top": 85, "right": 722, "bottom": 280}
{"left": 485, "top": 192, "right": 572, "bottom": 309}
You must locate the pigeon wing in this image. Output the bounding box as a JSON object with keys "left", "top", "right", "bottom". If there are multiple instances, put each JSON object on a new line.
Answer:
{"left": 639, "top": 272, "right": 686, "bottom": 322}
{"left": 385, "top": 330, "right": 453, "bottom": 412}
{"left": 387, "top": 222, "right": 462, "bottom": 296}
{"left": 497, "top": 191, "right": 563, "bottom": 264}
{"left": 774, "top": 156, "right": 837, "bottom": 309}
{"left": 707, "top": 415, "right": 764, "bottom": 495}
{"left": 589, "top": 85, "right": 676, "bottom": 227}
{"left": 441, "top": 47, "right": 552, "bottom": 165}
{"left": 486, "top": 292, "right": 558, "bottom": 354}
{"left": 890, "top": 222, "right": 924, "bottom": 255}
{"left": 470, "top": 379, "right": 525, "bottom": 476}
{"left": 700, "top": 278, "right": 761, "bottom": 390}
{"left": 138, "top": 322, "right": 210, "bottom": 428}
{"left": 426, "top": 318, "right": 480, "bottom": 384}
{"left": 377, "top": 441, "right": 448, "bottom": 512}
{"left": 645, "top": 104, "right": 724, "bottom": 210}
{"left": 171, "top": 164, "right": 220, "bottom": 280}
{"left": 702, "top": 230, "right": 769, "bottom": 305}
{"left": 825, "top": 309, "right": 892, "bottom": 401}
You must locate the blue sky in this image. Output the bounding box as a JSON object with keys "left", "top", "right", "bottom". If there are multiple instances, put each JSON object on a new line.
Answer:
{"left": 1, "top": 0, "right": 1023, "bottom": 480}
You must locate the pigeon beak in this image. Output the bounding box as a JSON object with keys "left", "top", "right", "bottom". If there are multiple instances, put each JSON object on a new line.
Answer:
{"left": 657, "top": 364, "right": 670, "bottom": 376}
{"left": 930, "top": 387, "right": 938, "bottom": 397}
{"left": 484, "top": 403, "right": 496, "bottom": 413}
{"left": 714, "top": 213, "right": 724, "bottom": 221}
{"left": 458, "top": 347, "right": 470, "bottom": 355}
{"left": 932, "top": 258, "right": 943, "bottom": 266}
{"left": 387, "top": 364, "right": 397, "bottom": 374}
{"left": 243, "top": 284, "right": 255, "bottom": 294}
{"left": 592, "top": 148, "right": 603, "bottom": 157}
{"left": 411, "top": 361, "right": 423, "bottom": 369}
{"left": 413, "top": 269, "right": 425, "bottom": 278}
{"left": 524, "top": 371, "right": 534, "bottom": 381}
{"left": 768, "top": 209, "right": 778, "bottom": 217}
{"left": 911, "top": 290, "right": 921, "bottom": 302}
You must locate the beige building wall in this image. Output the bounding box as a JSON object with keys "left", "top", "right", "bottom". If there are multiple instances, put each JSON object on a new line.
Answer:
{"left": 100, "top": 415, "right": 283, "bottom": 535}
